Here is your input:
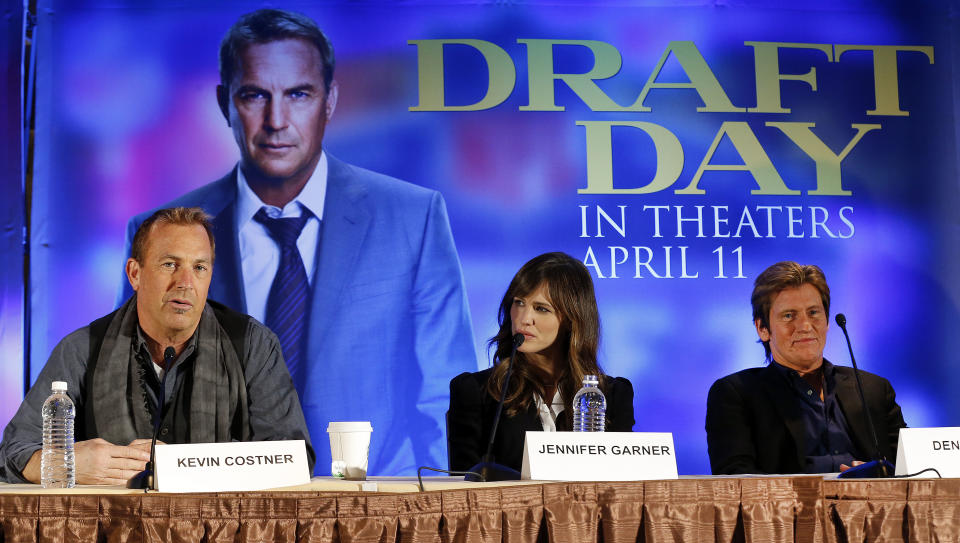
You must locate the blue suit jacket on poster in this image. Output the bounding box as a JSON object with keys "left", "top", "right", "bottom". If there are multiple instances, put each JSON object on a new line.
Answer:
{"left": 119, "top": 154, "right": 478, "bottom": 475}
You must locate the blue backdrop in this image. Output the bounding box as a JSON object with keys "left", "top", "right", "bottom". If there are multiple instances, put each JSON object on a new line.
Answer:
{"left": 0, "top": 0, "right": 24, "bottom": 431}
{"left": 9, "top": 0, "right": 960, "bottom": 475}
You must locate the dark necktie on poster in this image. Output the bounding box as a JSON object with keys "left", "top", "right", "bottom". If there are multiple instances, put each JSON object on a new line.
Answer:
{"left": 254, "top": 208, "right": 311, "bottom": 394}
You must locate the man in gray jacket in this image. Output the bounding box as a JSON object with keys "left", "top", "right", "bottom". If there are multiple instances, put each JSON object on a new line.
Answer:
{"left": 0, "top": 207, "right": 312, "bottom": 484}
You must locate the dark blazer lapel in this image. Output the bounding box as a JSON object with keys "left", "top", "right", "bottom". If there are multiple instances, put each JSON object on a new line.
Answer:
{"left": 520, "top": 405, "right": 546, "bottom": 433}
{"left": 489, "top": 401, "right": 544, "bottom": 466}
{"left": 833, "top": 369, "right": 874, "bottom": 457}
{"left": 207, "top": 168, "right": 245, "bottom": 311}
{"left": 306, "top": 154, "right": 371, "bottom": 353}
{"left": 759, "top": 364, "right": 809, "bottom": 468}
{"left": 487, "top": 393, "right": 546, "bottom": 434}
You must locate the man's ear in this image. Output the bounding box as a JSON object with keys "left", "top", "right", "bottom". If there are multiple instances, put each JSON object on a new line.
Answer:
{"left": 216, "top": 84, "right": 231, "bottom": 125}
{"left": 325, "top": 80, "right": 339, "bottom": 121}
{"left": 755, "top": 318, "right": 770, "bottom": 341}
{"left": 126, "top": 258, "right": 142, "bottom": 292}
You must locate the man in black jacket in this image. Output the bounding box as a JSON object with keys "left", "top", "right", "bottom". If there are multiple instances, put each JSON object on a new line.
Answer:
{"left": 705, "top": 261, "right": 906, "bottom": 475}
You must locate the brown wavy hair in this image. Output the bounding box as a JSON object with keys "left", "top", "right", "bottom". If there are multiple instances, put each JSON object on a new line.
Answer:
{"left": 486, "top": 252, "right": 604, "bottom": 423}
{"left": 751, "top": 261, "right": 830, "bottom": 359}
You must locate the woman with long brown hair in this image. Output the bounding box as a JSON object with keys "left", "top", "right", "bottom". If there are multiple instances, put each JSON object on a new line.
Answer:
{"left": 447, "top": 252, "right": 635, "bottom": 473}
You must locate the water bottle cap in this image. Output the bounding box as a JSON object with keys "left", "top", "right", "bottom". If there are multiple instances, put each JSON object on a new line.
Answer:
{"left": 582, "top": 374, "right": 599, "bottom": 385}
{"left": 51, "top": 381, "right": 68, "bottom": 392}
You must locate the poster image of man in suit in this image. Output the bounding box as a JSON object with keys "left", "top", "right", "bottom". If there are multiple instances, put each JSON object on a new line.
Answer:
{"left": 119, "top": 8, "right": 477, "bottom": 476}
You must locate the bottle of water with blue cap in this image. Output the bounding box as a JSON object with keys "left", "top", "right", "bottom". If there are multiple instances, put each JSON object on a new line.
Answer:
{"left": 572, "top": 375, "right": 606, "bottom": 432}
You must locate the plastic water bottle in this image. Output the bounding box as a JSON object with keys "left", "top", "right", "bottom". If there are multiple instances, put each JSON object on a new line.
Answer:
{"left": 41, "top": 381, "right": 75, "bottom": 488}
{"left": 572, "top": 375, "right": 606, "bottom": 432}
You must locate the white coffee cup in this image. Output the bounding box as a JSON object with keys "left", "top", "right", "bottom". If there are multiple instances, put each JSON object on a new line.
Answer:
{"left": 326, "top": 421, "right": 372, "bottom": 480}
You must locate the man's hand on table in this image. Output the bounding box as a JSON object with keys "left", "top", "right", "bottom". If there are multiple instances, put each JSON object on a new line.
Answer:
{"left": 839, "top": 460, "right": 866, "bottom": 472}
{"left": 23, "top": 438, "right": 155, "bottom": 485}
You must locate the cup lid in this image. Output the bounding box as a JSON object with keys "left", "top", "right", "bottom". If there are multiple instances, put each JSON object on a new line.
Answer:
{"left": 327, "top": 421, "right": 373, "bottom": 432}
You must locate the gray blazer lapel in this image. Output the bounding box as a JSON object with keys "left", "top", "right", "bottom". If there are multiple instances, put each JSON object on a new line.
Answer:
{"left": 306, "top": 155, "right": 371, "bottom": 354}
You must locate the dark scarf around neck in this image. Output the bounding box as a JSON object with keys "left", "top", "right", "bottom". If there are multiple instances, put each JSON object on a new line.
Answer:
{"left": 89, "top": 295, "right": 250, "bottom": 445}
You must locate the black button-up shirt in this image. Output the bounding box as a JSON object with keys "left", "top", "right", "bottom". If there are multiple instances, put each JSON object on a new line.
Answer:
{"left": 771, "top": 359, "right": 861, "bottom": 472}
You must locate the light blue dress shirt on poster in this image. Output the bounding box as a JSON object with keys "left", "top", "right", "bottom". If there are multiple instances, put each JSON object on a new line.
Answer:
{"left": 235, "top": 153, "right": 327, "bottom": 323}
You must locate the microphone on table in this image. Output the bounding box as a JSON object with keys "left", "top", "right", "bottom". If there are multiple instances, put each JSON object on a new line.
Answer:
{"left": 465, "top": 332, "right": 525, "bottom": 482}
{"left": 834, "top": 313, "right": 894, "bottom": 479}
{"left": 128, "top": 346, "right": 175, "bottom": 490}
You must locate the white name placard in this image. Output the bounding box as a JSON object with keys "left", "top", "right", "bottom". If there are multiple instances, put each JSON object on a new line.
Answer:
{"left": 521, "top": 431, "right": 678, "bottom": 481}
{"left": 155, "top": 440, "right": 310, "bottom": 492}
{"left": 895, "top": 427, "right": 960, "bottom": 478}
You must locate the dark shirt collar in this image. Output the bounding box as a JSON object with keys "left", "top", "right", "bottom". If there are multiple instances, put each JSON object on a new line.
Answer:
{"left": 771, "top": 358, "right": 839, "bottom": 400}
{"left": 133, "top": 324, "right": 198, "bottom": 370}
{"left": 770, "top": 358, "right": 836, "bottom": 382}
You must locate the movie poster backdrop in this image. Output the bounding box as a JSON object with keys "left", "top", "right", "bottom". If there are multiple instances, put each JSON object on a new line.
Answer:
{"left": 21, "top": 0, "right": 960, "bottom": 474}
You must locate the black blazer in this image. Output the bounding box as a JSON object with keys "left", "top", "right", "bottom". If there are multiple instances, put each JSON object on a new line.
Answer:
{"left": 705, "top": 361, "right": 906, "bottom": 475}
{"left": 448, "top": 368, "right": 635, "bottom": 472}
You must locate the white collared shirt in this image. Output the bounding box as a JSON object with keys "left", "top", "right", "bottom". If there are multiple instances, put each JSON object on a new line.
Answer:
{"left": 535, "top": 390, "right": 565, "bottom": 432}
{"left": 236, "top": 152, "right": 328, "bottom": 323}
